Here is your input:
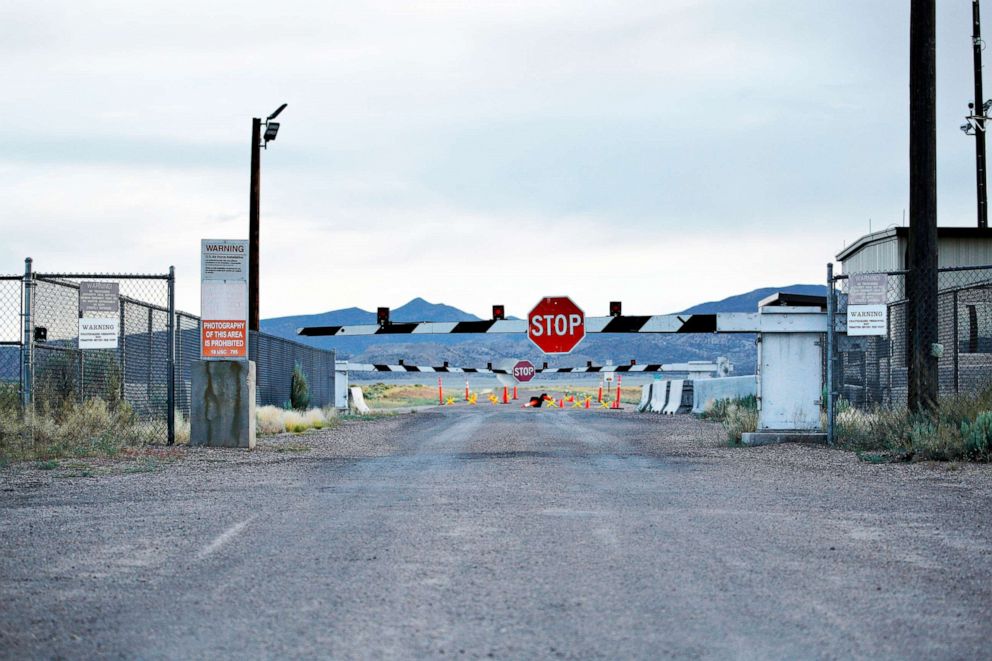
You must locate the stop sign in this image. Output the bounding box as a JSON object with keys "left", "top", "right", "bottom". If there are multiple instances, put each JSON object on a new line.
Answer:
{"left": 512, "top": 360, "right": 536, "bottom": 382}
{"left": 528, "top": 296, "right": 585, "bottom": 354}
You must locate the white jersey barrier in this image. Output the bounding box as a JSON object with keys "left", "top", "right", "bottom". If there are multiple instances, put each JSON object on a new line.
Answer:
{"left": 637, "top": 384, "right": 653, "bottom": 412}
{"left": 348, "top": 386, "right": 370, "bottom": 414}
{"left": 691, "top": 376, "right": 758, "bottom": 414}
{"left": 662, "top": 380, "right": 684, "bottom": 415}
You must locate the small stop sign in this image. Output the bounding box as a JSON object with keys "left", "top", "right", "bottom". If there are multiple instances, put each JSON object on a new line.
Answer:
{"left": 528, "top": 296, "right": 585, "bottom": 354}
{"left": 512, "top": 360, "right": 536, "bottom": 382}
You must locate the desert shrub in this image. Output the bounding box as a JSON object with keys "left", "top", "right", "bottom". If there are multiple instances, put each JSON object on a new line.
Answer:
{"left": 0, "top": 397, "right": 154, "bottom": 463}
{"left": 961, "top": 411, "right": 992, "bottom": 460}
{"left": 290, "top": 362, "right": 310, "bottom": 411}
{"left": 722, "top": 400, "right": 759, "bottom": 443}
{"left": 174, "top": 409, "right": 191, "bottom": 445}
{"left": 256, "top": 405, "right": 287, "bottom": 434}
{"left": 255, "top": 405, "right": 333, "bottom": 435}
{"left": 363, "top": 382, "right": 389, "bottom": 400}
{"left": 704, "top": 395, "right": 757, "bottom": 423}
{"left": 833, "top": 385, "right": 992, "bottom": 462}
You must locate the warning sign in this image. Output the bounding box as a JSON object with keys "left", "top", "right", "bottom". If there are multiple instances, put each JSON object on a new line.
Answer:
{"left": 201, "top": 239, "right": 249, "bottom": 359}
{"left": 847, "top": 304, "right": 887, "bottom": 337}
{"left": 79, "top": 282, "right": 119, "bottom": 314}
{"left": 201, "top": 320, "right": 248, "bottom": 358}
{"left": 847, "top": 273, "right": 888, "bottom": 337}
{"left": 79, "top": 318, "right": 119, "bottom": 350}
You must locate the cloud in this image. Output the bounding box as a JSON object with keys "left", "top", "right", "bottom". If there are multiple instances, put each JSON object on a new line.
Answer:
{"left": 0, "top": 1, "right": 987, "bottom": 322}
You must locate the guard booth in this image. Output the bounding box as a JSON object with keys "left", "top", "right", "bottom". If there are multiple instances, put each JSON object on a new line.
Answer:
{"left": 755, "top": 293, "right": 827, "bottom": 432}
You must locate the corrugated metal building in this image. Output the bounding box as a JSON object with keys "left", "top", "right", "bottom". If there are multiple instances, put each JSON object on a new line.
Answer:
{"left": 832, "top": 228, "right": 992, "bottom": 407}
{"left": 836, "top": 227, "right": 992, "bottom": 274}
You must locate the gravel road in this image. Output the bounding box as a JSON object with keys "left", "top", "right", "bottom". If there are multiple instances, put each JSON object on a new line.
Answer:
{"left": 2, "top": 406, "right": 991, "bottom": 659}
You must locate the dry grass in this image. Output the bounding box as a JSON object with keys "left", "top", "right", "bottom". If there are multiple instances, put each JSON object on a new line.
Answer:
{"left": 362, "top": 383, "right": 444, "bottom": 409}
{"left": 0, "top": 398, "right": 166, "bottom": 463}
{"left": 701, "top": 396, "right": 759, "bottom": 443}
{"left": 255, "top": 405, "right": 337, "bottom": 435}
{"left": 834, "top": 386, "right": 992, "bottom": 462}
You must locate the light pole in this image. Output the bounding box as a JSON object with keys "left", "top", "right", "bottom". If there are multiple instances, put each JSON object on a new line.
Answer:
{"left": 249, "top": 102, "right": 288, "bottom": 332}
{"left": 961, "top": 0, "right": 990, "bottom": 229}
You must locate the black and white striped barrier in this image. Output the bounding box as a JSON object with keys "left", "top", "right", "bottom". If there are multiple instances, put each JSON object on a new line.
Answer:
{"left": 343, "top": 361, "right": 725, "bottom": 375}
{"left": 299, "top": 312, "right": 826, "bottom": 337}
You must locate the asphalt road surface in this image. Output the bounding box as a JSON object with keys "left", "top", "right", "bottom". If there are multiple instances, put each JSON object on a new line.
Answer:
{"left": 2, "top": 407, "right": 991, "bottom": 659}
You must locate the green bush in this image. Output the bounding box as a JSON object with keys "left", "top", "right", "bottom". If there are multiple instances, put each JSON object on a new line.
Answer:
{"left": 290, "top": 362, "right": 310, "bottom": 411}
{"left": 833, "top": 385, "right": 992, "bottom": 462}
{"left": 363, "top": 382, "right": 389, "bottom": 400}
{"left": 961, "top": 411, "right": 992, "bottom": 460}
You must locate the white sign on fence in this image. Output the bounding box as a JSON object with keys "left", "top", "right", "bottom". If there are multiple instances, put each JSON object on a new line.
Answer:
{"left": 79, "top": 318, "right": 119, "bottom": 349}
{"left": 847, "top": 304, "right": 887, "bottom": 336}
{"left": 847, "top": 273, "right": 888, "bottom": 337}
{"left": 201, "top": 239, "right": 249, "bottom": 359}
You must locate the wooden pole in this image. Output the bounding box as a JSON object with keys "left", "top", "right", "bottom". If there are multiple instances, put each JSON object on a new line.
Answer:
{"left": 908, "top": 0, "right": 940, "bottom": 413}
{"left": 973, "top": 0, "right": 989, "bottom": 229}
{"left": 249, "top": 117, "right": 261, "bottom": 332}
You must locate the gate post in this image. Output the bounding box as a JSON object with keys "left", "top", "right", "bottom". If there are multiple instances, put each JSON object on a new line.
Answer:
{"left": 167, "top": 266, "right": 176, "bottom": 445}
{"left": 20, "top": 257, "right": 33, "bottom": 410}
{"left": 826, "top": 262, "right": 835, "bottom": 445}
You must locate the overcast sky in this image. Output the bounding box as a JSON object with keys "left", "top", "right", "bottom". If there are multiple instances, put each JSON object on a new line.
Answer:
{"left": 1, "top": 1, "right": 987, "bottom": 319}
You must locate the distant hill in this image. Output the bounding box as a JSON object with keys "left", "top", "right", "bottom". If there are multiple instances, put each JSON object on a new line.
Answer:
{"left": 260, "top": 285, "right": 827, "bottom": 372}
{"left": 679, "top": 284, "right": 827, "bottom": 314}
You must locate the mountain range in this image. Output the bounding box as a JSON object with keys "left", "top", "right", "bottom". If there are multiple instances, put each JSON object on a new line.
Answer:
{"left": 261, "top": 285, "right": 827, "bottom": 373}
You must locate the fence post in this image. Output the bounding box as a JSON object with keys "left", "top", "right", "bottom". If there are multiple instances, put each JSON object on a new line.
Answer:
{"left": 119, "top": 301, "right": 126, "bottom": 403}
{"left": 826, "top": 262, "right": 835, "bottom": 445}
{"left": 167, "top": 266, "right": 176, "bottom": 445}
{"left": 20, "top": 257, "right": 33, "bottom": 410}
{"left": 952, "top": 288, "right": 959, "bottom": 394}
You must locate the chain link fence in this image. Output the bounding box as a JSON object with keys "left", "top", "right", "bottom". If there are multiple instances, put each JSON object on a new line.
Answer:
{"left": 1, "top": 260, "right": 335, "bottom": 461}
{"left": 827, "top": 264, "right": 992, "bottom": 436}
{"left": 249, "top": 331, "right": 336, "bottom": 411}
{"left": 0, "top": 276, "right": 22, "bottom": 417}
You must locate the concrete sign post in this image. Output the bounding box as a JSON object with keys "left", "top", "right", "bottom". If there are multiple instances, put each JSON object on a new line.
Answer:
{"left": 528, "top": 296, "right": 585, "bottom": 354}
{"left": 512, "top": 360, "right": 536, "bottom": 383}
{"left": 201, "top": 239, "right": 249, "bottom": 359}
{"left": 78, "top": 282, "right": 119, "bottom": 350}
{"left": 192, "top": 239, "right": 255, "bottom": 449}
{"left": 847, "top": 273, "right": 888, "bottom": 337}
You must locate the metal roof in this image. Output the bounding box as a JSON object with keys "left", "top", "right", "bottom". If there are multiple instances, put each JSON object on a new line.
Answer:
{"left": 835, "top": 227, "right": 992, "bottom": 261}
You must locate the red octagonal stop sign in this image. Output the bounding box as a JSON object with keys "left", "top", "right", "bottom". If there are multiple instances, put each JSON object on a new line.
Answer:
{"left": 512, "top": 360, "right": 536, "bottom": 382}
{"left": 528, "top": 296, "right": 585, "bottom": 354}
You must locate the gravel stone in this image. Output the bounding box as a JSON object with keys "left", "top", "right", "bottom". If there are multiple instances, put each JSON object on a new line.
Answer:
{"left": 1, "top": 407, "right": 990, "bottom": 659}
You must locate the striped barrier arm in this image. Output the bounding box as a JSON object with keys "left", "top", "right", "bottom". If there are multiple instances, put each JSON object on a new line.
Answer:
{"left": 300, "top": 311, "right": 827, "bottom": 337}
{"left": 343, "top": 363, "right": 720, "bottom": 374}
{"left": 301, "top": 313, "right": 748, "bottom": 337}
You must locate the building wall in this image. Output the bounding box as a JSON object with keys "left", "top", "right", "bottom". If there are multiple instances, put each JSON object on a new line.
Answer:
{"left": 841, "top": 235, "right": 992, "bottom": 275}
{"left": 939, "top": 238, "right": 992, "bottom": 269}
{"left": 839, "top": 237, "right": 901, "bottom": 275}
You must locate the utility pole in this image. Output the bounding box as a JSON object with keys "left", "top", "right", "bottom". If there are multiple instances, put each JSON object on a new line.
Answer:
{"left": 908, "top": 0, "right": 940, "bottom": 413}
{"left": 973, "top": 0, "right": 989, "bottom": 229}
{"left": 249, "top": 117, "right": 261, "bottom": 332}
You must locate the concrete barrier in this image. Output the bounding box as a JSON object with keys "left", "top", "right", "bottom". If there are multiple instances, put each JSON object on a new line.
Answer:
{"left": 663, "top": 380, "right": 684, "bottom": 415}
{"left": 648, "top": 381, "right": 668, "bottom": 413}
{"left": 691, "top": 376, "right": 757, "bottom": 414}
{"left": 637, "top": 383, "right": 653, "bottom": 412}
{"left": 349, "top": 386, "right": 371, "bottom": 414}
{"left": 190, "top": 360, "right": 256, "bottom": 449}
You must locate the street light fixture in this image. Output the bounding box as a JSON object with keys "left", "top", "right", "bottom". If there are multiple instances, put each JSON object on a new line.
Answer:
{"left": 249, "top": 103, "right": 288, "bottom": 331}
